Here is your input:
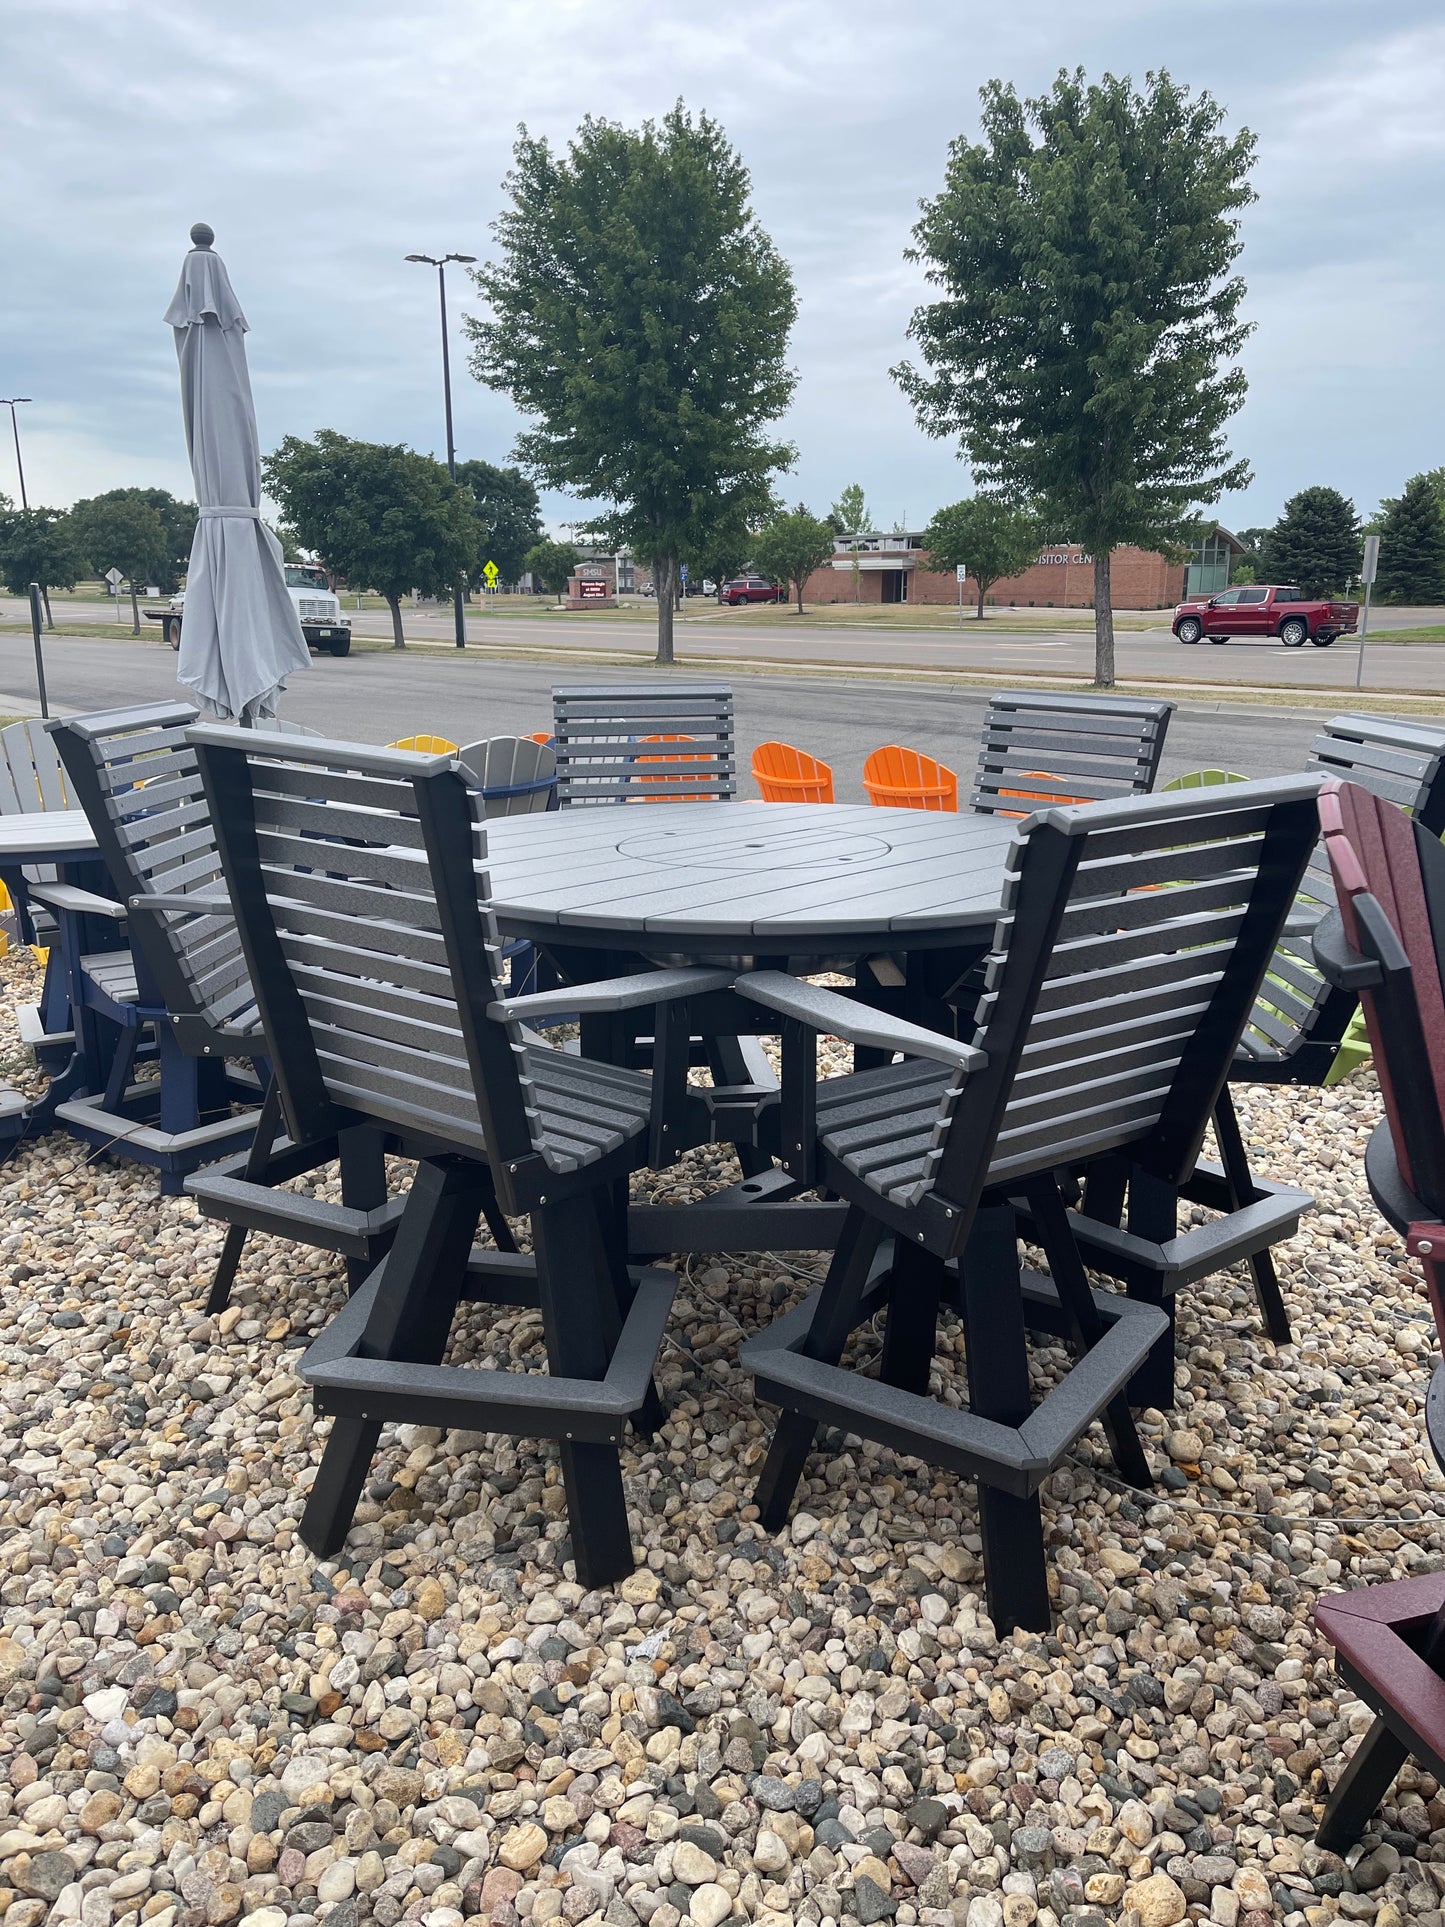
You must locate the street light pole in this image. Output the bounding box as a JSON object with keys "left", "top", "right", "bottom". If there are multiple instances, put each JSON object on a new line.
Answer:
{"left": 0, "top": 399, "right": 32, "bottom": 510}
{"left": 405, "top": 252, "right": 476, "bottom": 648}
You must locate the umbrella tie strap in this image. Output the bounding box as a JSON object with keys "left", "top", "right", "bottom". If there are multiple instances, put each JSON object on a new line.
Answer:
{"left": 197, "top": 505, "right": 262, "bottom": 518}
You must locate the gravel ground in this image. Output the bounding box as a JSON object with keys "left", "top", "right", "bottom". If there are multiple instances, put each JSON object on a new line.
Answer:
{"left": 0, "top": 949, "right": 1442, "bottom": 1927}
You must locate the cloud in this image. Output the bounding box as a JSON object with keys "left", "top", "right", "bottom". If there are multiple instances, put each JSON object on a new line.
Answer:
{"left": 1, "top": 0, "right": 1441, "bottom": 534}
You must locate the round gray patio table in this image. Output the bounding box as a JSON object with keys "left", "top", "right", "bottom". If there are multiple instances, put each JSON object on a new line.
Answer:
{"left": 481, "top": 801, "right": 1018, "bottom": 965}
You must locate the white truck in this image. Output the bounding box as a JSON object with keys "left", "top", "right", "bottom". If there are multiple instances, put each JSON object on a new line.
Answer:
{"left": 147, "top": 563, "right": 352, "bottom": 656}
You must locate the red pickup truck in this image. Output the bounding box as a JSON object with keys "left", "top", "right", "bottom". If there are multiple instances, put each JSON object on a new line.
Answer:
{"left": 1173, "top": 585, "right": 1360, "bottom": 649}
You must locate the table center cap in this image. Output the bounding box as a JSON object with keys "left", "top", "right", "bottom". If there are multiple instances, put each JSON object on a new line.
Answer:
{"left": 614, "top": 825, "right": 895, "bottom": 873}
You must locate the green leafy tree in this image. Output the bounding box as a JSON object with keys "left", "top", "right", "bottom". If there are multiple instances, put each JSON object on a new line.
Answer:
{"left": 0, "top": 508, "right": 85, "bottom": 627}
{"left": 1260, "top": 487, "right": 1361, "bottom": 597}
{"left": 467, "top": 104, "right": 797, "bottom": 666}
{"left": 70, "top": 492, "right": 170, "bottom": 632}
{"left": 749, "top": 505, "right": 836, "bottom": 614}
{"left": 523, "top": 538, "right": 581, "bottom": 603}
{"left": 262, "top": 431, "right": 479, "bottom": 649}
{"left": 70, "top": 486, "right": 196, "bottom": 594}
{"left": 1375, "top": 474, "right": 1445, "bottom": 605}
{"left": 921, "top": 496, "right": 1041, "bottom": 618}
{"left": 455, "top": 459, "right": 543, "bottom": 590}
{"left": 895, "top": 68, "right": 1256, "bottom": 686}
{"left": 681, "top": 506, "right": 755, "bottom": 601}
{"left": 828, "top": 484, "right": 872, "bottom": 536}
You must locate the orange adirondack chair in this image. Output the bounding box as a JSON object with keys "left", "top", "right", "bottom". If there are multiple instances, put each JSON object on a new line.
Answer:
{"left": 635, "top": 734, "right": 715, "bottom": 800}
{"left": 862, "top": 745, "right": 958, "bottom": 812}
{"left": 996, "top": 769, "right": 1091, "bottom": 818}
{"left": 752, "top": 741, "right": 835, "bottom": 804}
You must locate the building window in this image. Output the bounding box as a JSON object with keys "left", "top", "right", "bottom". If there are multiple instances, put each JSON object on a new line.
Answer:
{"left": 1185, "top": 531, "right": 1232, "bottom": 598}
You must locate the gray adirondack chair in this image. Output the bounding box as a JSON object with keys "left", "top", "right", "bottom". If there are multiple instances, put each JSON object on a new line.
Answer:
{"left": 188, "top": 723, "right": 727, "bottom": 1586}
{"left": 48, "top": 703, "right": 407, "bottom": 1292}
{"left": 456, "top": 735, "right": 557, "bottom": 816}
{"left": 734, "top": 776, "right": 1321, "bottom": 1630}
{"left": 551, "top": 685, "right": 736, "bottom": 806}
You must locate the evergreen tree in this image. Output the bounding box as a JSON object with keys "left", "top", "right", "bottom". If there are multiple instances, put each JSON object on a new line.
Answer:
{"left": 895, "top": 69, "right": 1255, "bottom": 686}
{"left": 1260, "top": 487, "right": 1361, "bottom": 597}
{"left": 1374, "top": 474, "right": 1445, "bottom": 605}
{"left": 467, "top": 105, "right": 797, "bottom": 665}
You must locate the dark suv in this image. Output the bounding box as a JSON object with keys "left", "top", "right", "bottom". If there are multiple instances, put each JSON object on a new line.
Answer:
{"left": 721, "top": 575, "right": 782, "bottom": 606}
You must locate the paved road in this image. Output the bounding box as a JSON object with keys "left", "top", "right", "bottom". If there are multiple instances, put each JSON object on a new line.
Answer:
{"left": 8, "top": 596, "right": 1443, "bottom": 692}
{"left": 0, "top": 631, "right": 1336, "bottom": 802}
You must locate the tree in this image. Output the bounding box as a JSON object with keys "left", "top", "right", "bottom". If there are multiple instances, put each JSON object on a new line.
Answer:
{"left": 749, "top": 505, "right": 836, "bottom": 614}
{"left": 467, "top": 104, "right": 797, "bottom": 666}
{"left": 455, "top": 459, "right": 543, "bottom": 589}
{"left": 681, "top": 506, "right": 755, "bottom": 601}
{"left": 70, "top": 487, "right": 196, "bottom": 594}
{"left": 1375, "top": 474, "right": 1445, "bottom": 605}
{"left": 70, "top": 492, "right": 170, "bottom": 632}
{"left": 895, "top": 69, "right": 1255, "bottom": 686}
{"left": 523, "top": 538, "right": 580, "bottom": 603}
{"left": 1260, "top": 487, "right": 1361, "bottom": 597}
{"left": 920, "top": 496, "right": 1041, "bottom": 619}
{"left": 262, "top": 431, "right": 479, "bottom": 649}
{"left": 828, "top": 484, "right": 872, "bottom": 536}
{"left": 0, "top": 508, "right": 85, "bottom": 627}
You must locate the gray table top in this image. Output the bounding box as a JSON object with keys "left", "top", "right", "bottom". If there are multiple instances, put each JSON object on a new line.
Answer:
{"left": 0, "top": 810, "right": 98, "bottom": 861}
{"left": 483, "top": 802, "right": 1017, "bottom": 957}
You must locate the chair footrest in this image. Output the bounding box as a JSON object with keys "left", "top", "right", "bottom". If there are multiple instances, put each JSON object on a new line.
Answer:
{"left": 1018, "top": 1168, "right": 1311, "bottom": 1293}
{"left": 1314, "top": 1570, "right": 1445, "bottom": 1784}
{"left": 186, "top": 1159, "right": 405, "bottom": 1258}
{"left": 302, "top": 1258, "right": 677, "bottom": 1442}
{"left": 740, "top": 1273, "right": 1167, "bottom": 1499}
{"left": 53, "top": 1094, "right": 260, "bottom": 1165}
{"left": 16, "top": 1004, "right": 74, "bottom": 1053}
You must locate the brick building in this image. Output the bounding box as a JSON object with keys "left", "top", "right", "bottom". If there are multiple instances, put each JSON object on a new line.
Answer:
{"left": 800, "top": 526, "right": 1244, "bottom": 610}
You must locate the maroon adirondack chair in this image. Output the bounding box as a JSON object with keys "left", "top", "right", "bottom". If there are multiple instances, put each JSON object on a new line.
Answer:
{"left": 1311, "top": 777, "right": 1445, "bottom": 1847}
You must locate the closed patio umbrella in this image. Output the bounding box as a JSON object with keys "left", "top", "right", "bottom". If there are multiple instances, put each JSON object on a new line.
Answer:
{"left": 165, "top": 222, "right": 310, "bottom": 722}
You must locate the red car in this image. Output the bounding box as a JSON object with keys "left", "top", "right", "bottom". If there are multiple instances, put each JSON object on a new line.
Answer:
{"left": 1172, "top": 584, "right": 1360, "bottom": 649}
{"left": 721, "top": 574, "right": 782, "bottom": 606}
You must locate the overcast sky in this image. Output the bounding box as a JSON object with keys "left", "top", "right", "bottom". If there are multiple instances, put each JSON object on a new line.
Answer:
{"left": 3, "top": 0, "right": 1442, "bottom": 539}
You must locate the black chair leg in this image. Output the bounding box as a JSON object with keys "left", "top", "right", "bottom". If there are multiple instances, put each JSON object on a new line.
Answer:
{"left": 1027, "top": 1178, "right": 1153, "bottom": 1491}
{"left": 753, "top": 1207, "right": 884, "bottom": 1530}
{"left": 338, "top": 1125, "right": 391, "bottom": 1292}
{"left": 960, "top": 1203, "right": 1051, "bottom": 1632}
{"left": 300, "top": 1416, "right": 384, "bottom": 1557}
{"left": 300, "top": 1156, "right": 482, "bottom": 1557}
{"left": 533, "top": 1199, "right": 634, "bottom": 1590}
{"left": 1315, "top": 1719, "right": 1411, "bottom": 1853}
{"left": 879, "top": 1242, "right": 943, "bottom": 1395}
{"left": 1123, "top": 1168, "right": 1180, "bottom": 1409}
{"left": 205, "top": 1076, "right": 285, "bottom": 1314}
{"left": 1213, "top": 1088, "right": 1293, "bottom": 1343}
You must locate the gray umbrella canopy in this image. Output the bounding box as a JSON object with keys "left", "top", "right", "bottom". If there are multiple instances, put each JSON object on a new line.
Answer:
{"left": 165, "top": 224, "right": 310, "bottom": 722}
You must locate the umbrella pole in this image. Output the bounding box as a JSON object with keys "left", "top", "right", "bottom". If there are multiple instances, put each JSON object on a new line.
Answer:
{"left": 28, "top": 582, "right": 48, "bottom": 719}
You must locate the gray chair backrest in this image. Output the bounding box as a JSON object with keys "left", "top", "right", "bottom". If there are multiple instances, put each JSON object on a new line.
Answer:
{"left": 188, "top": 727, "right": 543, "bottom": 1191}
{"left": 456, "top": 736, "right": 557, "bottom": 818}
{"left": 857, "top": 778, "right": 1321, "bottom": 1232}
{"left": 1235, "top": 712, "right": 1445, "bottom": 1069}
{"left": 49, "top": 703, "right": 257, "bottom": 1039}
{"left": 0, "top": 719, "right": 72, "bottom": 814}
{"left": 551, "top": 684, "right": 736, "bottom": 806}
{"left": 970, "top": 691, "right": 1175, "bottom": 816}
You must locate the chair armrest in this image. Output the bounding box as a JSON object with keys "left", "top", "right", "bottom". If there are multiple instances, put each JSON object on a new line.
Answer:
{"left": 736, "top": 970, "right": 985, "bottom": 1073}
{"left": 488, "top": 966, "right": 734, "bottom": 1024}
{"left": 128, "top": 891, "right": 236, "bottom": 918}
{"left": 1312, "top": 906, "right": 1384, "bottom": 990}
{"left": 26, "top": 881, "right": 127, "bottom": 920}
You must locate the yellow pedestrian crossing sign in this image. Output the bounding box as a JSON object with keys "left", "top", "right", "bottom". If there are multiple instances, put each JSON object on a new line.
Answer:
{"left": 482, "top": 559, "right": 500, "bottom": 587}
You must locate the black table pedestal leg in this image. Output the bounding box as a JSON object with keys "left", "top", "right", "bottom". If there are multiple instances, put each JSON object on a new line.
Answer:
{"left": 754, "top": 1208, "right": 883, "bottom": 1529}
{"left": 961, "top": 1203, "right": 1051, "bottom": 1633}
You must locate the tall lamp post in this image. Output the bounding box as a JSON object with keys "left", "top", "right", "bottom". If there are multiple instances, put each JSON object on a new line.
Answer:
{"left": 0, "top": 399, "right": 32, "bottom": 510}
{"left": 405, "top": 252, "right": 476, "bottom": 648}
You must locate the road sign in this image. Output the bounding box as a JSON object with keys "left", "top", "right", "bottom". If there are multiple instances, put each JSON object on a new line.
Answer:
{"left": 1361, "top": 535, "right": 1380, "bottom": 586}
{"left": 679, "top": 565, "right": 688, "bottom": 582}
{"left": 104, "top": 567, "right": 122, "bottom": 587}
{"left": 481, "top": 559, "right": 500, "bottom": 587}
{"left": 956, "top": 564, "right": 967, "bottom": 581}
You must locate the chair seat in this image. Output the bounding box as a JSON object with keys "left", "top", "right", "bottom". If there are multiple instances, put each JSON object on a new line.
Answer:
{"left": 816, "top": 1058, "right": 953, "bottom": 1206}
{"left": 80, "top": 949, "right": 139, "bottom": 1007}
{"left": 525, "top": 1044, "right": 654, "bottom": 1170}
